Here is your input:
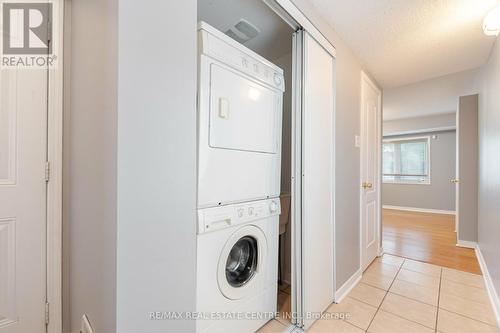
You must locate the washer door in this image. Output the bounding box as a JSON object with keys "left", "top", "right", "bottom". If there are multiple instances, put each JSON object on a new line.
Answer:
{"left": 218, "top": 225, "right": 267, "bottom": 300}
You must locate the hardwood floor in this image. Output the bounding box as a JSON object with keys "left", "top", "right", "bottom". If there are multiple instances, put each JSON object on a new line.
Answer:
{"left": 382, "top": 209, "right": 481, "bottom": 274}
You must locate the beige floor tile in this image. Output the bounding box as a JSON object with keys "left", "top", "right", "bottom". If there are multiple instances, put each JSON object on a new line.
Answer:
{"left": 402, "top": 259, "right": 442, "bottom": 277}
{"left": 377, "top": 254, "right": 405, "bottom": 267}
{"left": 437, "top": 309, "right": 500, "bottom": 333}
{"left": 389, "top": 279, "right": 439, "bottom": 306}
{"left": 396, "top": 268, "right": 440, "bottom": 289}
{"left": 381, "top": 292, "right": 437, "bottom": 329}
{"left": 368, "top": 310, "right": 434, "bottom": 333}
{"left": 361, "top": 270, "right": 395, "bottom": 290}
{"left": 257, "top": 319, "right": 288, "bottom": 333}
{"left": 307, "top": 317, "right": 365, "bottom": 333}
{"left": 365, "top": 261, "right": 400, "bottom": 278}
{"left": 279, "top": 282, "right": 291, "bottom": 294}
{"left": 326, "top": 297, "right": 378, "bottom": 330}
{"left": 276, "top": 291, "right": 292, "bottom": 325}
{"left": 349, "top": 282, "right": 387, "bottom": 307}
{"left": 442, "top": 267, "right": 485, "bottom": 289}
{"left": 440, "top": 278, "right": 490, "bottom": 304}
{"left": 439, "top": 292, "right": 497, "bottom": 326}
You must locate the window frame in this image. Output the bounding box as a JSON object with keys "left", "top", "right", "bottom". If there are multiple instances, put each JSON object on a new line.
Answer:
{"left": 382, "top": 135, "right": 432, "bottom": 185}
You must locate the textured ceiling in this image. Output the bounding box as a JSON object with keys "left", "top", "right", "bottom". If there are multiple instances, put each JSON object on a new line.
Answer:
{"left": 308, "top": 0, "right": 499, "bottom": 88}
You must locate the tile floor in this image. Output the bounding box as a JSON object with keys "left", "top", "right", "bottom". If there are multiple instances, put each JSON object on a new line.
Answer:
{"left": 258, "top": 254, "right": 500, "bottom": 333}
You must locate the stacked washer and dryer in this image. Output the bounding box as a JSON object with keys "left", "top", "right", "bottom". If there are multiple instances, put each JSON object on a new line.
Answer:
{"left": 196, "top": 22, "right": 285, "bottom": 333}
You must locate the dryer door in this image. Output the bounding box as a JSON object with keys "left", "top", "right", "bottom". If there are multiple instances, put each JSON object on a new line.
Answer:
{"left": 209, "top": 64, "right": 280, "bottom": 154}
{"left": 218, "top": 225, "right": 267, "bottom": 300}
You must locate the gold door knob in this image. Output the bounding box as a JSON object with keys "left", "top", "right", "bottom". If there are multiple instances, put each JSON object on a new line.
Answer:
{"left": 362, "top": 182, "right": 373, "bottom": 189}
{"left": 450, "top": 179, "right": 460, "bottom": 184}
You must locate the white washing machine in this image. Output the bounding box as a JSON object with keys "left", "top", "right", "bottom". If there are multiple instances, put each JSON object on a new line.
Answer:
{"left": 197, "top": 22, "right": 285, "bottom": 208}
{"left": 196, "top": 198, "right": 281, "bottom": 333}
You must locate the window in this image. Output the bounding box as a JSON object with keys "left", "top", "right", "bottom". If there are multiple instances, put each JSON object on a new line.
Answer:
{"left": 383, "top": 136, "right": 430, "bottom": 184}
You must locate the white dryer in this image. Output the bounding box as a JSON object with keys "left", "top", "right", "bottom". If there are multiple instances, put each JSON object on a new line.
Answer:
{"left": 196, "top": 198, "right": 281, "bottom": 333}
{"left": 197, "top": 22, "right": 285, "bottom": 208}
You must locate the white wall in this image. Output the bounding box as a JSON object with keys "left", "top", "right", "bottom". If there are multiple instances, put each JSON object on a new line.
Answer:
{"left": 384, "top": 68, "right": 480, "bottom": 120}
{"left": 116, "top": 1, "right": 197, "bottom": 333}
{"left": 478, "top": 38, "right": 500, "bottom": 306}
{"left": 63, "top": 0, "right": 117, "bottom": 332}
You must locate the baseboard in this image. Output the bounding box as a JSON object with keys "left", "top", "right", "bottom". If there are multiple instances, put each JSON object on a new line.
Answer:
{"left": 382, "top": 205, "right": 456, "bottom": 215}
{"left": 334, "top": 269, "right": 362, "bottom": 304}
{"left": 456, "top": 240, "right": 477, "bottom": 249}
{"left": 475, "top": 245, "right": 500, "bottom": 327}
{"left": 378, "top": 247, "right": 384, "bottom": 256}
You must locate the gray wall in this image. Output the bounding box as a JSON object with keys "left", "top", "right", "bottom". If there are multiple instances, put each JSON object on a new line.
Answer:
{"left": 457, "top": 95, "right": 478, "bottom": 243}
{"left": 116, "top": 1, "right": 197, "bottom": 333}
{"left": 291, "top": 0, "right": 376, "bottom": 288}
{"left": 478, "top": 38, "right": 500, "bottom": 302}
{"left": 384, "top": 113, "right": 455, "bottom": 135}
{"left": 382, "top": 130, "right": 456, "bottom": 212}
{"left": 63, "top": 0, "right": 117, "bottom": 332}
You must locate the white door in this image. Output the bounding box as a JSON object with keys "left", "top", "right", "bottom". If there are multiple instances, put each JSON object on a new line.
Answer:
{"left": 360, "top": 72, "right": 381, "bottom": 271}
{"left": 0, "top": 67, "right": 48, "bottom": 332}
{"left": 299, "top": 30, "right": 335, "bottom": 330}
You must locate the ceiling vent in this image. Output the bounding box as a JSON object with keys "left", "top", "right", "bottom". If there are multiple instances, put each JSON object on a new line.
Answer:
{"left": 225, "top": 19, "right": 260, "bottom": 44}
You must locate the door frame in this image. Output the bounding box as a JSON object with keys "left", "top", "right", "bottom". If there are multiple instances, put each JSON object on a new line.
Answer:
{"left": 359, "top": 71, "right": 382, "bottom": 271}
{"left": 46, "top": 0, "right": 65, "bottom": 332}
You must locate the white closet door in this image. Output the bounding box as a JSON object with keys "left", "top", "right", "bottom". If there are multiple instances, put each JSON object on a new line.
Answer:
{"left": 301, "top": 31, "right": 335, "bottom": 330}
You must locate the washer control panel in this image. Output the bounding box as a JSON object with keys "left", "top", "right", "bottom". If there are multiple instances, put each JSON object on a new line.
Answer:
{"left": 197, "top": 198, "right": 281, "bottom": 234}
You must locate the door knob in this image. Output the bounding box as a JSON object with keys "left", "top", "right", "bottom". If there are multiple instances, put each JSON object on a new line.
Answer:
{"left": 362, "top": 182, "right": 373, "bottom": 189}
{"left": 450, "top": 179, "right": 460, "bottom": 184}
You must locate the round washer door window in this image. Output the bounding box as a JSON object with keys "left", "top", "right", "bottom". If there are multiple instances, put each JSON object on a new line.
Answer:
{"left": 218, "top": 225, "right": 267, "bottom": 300}
{"left": 225, "top": 236, "right": 258, "bottom": 287}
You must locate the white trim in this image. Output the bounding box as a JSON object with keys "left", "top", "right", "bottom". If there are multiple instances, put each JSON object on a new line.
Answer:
{"left": 456, "top": 240, "right": 477, "bottom": 249}
{"left": 274, "top": 0, "right": 336, "bottom": 57}
{"left": 382, "top": 205, "right": 456, "bottom": 215}
{"left": 475, "top": 246, "right": 500, "bottom": 327}
{"left": 46, "top": 0, "right": 64, "bottom": 332}
{"left": 334, "top": 269, "right": 362, "bottom": 304}
{"left": 383, "top": 126, "right": 456, "bottom": 137}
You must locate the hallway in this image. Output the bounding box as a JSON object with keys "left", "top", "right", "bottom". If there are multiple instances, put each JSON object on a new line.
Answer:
{"left": 382, "top": 209, "right": 481, "bottom": 274}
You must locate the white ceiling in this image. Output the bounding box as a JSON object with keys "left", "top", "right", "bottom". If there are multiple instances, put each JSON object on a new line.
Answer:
{"left": 198, "top": 0, "right": 293, "bottom": 61}
{"left": 308, "top": 0, "right": 499, "bottom": 88}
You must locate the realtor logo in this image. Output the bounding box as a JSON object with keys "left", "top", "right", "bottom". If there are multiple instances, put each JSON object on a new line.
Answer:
{"left": 1, "top": 0, "right": 58, "bottom": 68}
{"left": 3, "top": 3, "right": 52, "bottom": 54}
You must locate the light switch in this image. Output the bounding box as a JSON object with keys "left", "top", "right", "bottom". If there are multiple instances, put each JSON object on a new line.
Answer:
{"left": 355, "top": 135, "right": 361, "bottom": 148}
{"left": 219, "top": 98, "right": 229, "bottom": 119}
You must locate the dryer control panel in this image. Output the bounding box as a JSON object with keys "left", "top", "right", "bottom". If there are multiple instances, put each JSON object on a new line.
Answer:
{"left": 197, "top": 198, "right": 281, "bottom": 234}
{"left": 198, "top": 21, "right": 285, "bottom": 92}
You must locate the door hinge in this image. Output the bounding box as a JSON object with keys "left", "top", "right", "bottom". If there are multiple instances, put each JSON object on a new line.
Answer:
{"left": 45, "top": 302, "right": 50, "bottom": 325}
{"left": 45, "top": 161, "right": 50, "bottom": 182}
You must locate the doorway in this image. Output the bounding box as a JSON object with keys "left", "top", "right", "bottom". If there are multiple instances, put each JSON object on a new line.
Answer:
{"left": 380, "top": 90, "right": 480, "bottom": 274}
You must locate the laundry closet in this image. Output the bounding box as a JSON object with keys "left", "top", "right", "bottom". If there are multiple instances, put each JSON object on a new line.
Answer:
{"left": 196, "top": 1, "right": 336, "bottom": 332}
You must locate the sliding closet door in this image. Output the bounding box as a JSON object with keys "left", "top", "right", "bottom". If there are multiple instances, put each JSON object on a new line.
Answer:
{"left": 301, "top": 31, "right": 335, "bottom": 330}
